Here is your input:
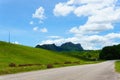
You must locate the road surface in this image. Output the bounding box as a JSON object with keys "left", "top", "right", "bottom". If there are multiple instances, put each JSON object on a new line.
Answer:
{"left": 0, "top": 61, "right": 119, "bottom": 80}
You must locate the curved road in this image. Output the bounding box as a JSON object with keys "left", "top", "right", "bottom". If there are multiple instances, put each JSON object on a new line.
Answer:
{"left": 0, "top": 61, "right": 119, "bottom": 80}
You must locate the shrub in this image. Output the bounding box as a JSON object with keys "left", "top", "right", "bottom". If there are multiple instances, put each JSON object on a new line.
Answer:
{"left": 54, "top": 62, "right": 60, "bottom": 65}
{"left": 9, "top": 63, "right": 16, "bottom": 67}
{"left": 18, "top": 64, "right": 41, "bottom": 67}
{"left": 64, "top": 61, "right": 72, "bottom": 64}
{"left": 47, "top": 64, "right": 53, "bottom": 68}
{"left": 18, "top": 64, "right": 27, "bottom": 67}
{"left": 73, "top": 61, "right": 80, "bottom": 64}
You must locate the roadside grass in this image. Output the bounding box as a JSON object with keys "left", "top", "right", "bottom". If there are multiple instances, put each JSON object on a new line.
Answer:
{"left": 0, "top": 41, "right": 101, "bottom": 75}
{"left": 0, "top": 60, "right": 101, "bottom": 75}
{"left": 115, "top": 61, "right": 120, "bottom": 73}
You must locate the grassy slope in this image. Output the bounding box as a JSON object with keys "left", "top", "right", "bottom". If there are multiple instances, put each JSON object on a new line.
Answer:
{"left": 60, "top": 50, "right": 100, "bottom": 61}
{"left": 0, "top": 41, "right": 101, "bottom": 75}
{"left": 0, "top": 41, "right": 81, "bottom": 74}
{"left": 115, "top": 61, "right": 120, "bottom": 73}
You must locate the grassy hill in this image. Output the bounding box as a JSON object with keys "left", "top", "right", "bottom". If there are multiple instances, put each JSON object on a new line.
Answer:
{"left": 0, "top": 41, "right": 83, "bottom": 75}
{"left": 0, "top": 41, "right": 100, "bottom": 75}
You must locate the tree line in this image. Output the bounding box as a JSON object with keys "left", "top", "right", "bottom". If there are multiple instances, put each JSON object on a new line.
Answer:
{"left": 99, "top": 44, "right": 120, "bottom": 60}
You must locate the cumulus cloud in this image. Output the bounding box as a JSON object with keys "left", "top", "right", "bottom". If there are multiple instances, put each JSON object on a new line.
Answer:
{"left": 53, "top": 3, "right": 75, "bottom": 16}
{"left": 40, "top": 32, "right": 120, "bottom": 50}
{"left": 40, "top": 39, "right": 65, "bottom": 45}
{"left": 33, "top": 27, "right": 48, "bottom": 33}
{"left": 40, "top": 28, "right": 48, "bottom": 33}
{"left": 32, "top": 7, "right": 46, "bottom": 21}
{"left": 33, "top": 27, "right": 39, "bottom": 31}
{"left": 13, "top": 41, "right": 20, "bottom": 44}
{"left": 40, "top": 0, "right": 120, "bottom": 49}
{"left": 105, "top": 33, "right": 120, "bottom": 39}
{"left": 53, "top": 0, "right": 120, "bottom": 34}
{"left": 29, "top": 21, "right": 34, "bottom": 25}
{"left": 48, "top": 36, "right": 62, "bottom": 39}
{"left": 70, "top": 23, "right": 114, "bottom": 34}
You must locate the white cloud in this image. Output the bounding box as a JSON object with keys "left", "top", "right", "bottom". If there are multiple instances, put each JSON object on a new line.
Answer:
{"left": 54, "top": 0, "right": 120, "bottom": 35}
{"left": 87, "top": 7, "right": 120, "bottom": 24}
{"left": 40, "top": 39, "right": 64, "bottom": 45}
{"left": 41, "top": 0, "right": 120, "bottom": 50}
{"left": 33, "top": 27, "right": 48, "bottom": 33}
{"left": 40, "top": 32, "right": 120, "bottom": 50}
{"left": 53, "top": 3, "right": 75, "bottom": 16}
{"left": 13, "top": 41, "right": 20, "bottom": 44}
{"left": 30, "top": 21, "right": 34, "bottom": 25}
{"left": 53, "top": 0, "right": 118, "bottom": 17}
{"left": 40, "top": 28, "right": 48, "bottom": 33}
{"left": 70, "top": 23, "right": 113, "bottom": 34}
{"left": 48, "top": 36, "right": 61, "bottom": 39}
{"left": 71, "top": 6, "right": 120, "bottom": 35}
{"left": 33, "top": 27, "right": 39, "bottom": 31}
{"left": 40, "top": 37, "right": 79, "bottom": 46}
{"left": 105, "top": 33, "right": 120, "bottom": 39}
{"left": 32, "top": 7, "right": 46, "bottom": 20}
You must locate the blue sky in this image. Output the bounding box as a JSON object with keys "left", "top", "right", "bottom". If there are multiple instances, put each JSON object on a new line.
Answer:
{"left": 0, "top": 0, "right": 120, "bottom": 50}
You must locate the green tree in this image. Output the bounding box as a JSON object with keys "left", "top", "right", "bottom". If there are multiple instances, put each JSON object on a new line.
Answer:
{"left": 99, "top": 45, "right": 120, "bottom": 60}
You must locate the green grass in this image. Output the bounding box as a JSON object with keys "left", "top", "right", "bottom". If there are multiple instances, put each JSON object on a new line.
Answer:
{"left": 60, "top": 50, "right": 100, "bottom": 61}
{"left": 115, "top": 61, "right": 120, "bottom": 73}
{"left": 0, "top": 41, "right": 100, "bottom": 75}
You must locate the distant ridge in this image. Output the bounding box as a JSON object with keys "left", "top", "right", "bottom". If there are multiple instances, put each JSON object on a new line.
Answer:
{"left": 35, "top": 42, "right": 84, "bottom": 51}
{"left": 36, "top": 44, "right": 62, "bottom": 51}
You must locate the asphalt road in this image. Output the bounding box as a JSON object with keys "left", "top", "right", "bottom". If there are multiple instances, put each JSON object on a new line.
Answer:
{"left": 0, "top": 61, "right": 119, "bottom": 80}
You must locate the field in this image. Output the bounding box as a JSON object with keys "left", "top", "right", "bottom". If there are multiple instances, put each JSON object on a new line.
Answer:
{"left": 60, "top": 50, "right": 100, "bottom": 61}
{"left": 0, "top": 41, "right": 100, "bottom": 75}
{"left": 115, "top": 61, "right": 120, "bottom": 73}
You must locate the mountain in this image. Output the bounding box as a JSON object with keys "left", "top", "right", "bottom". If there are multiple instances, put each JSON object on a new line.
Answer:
{"left": 61, "top": 42, "right": 84, "bottom": 51}
{"left": 36, "top": 44, "right": 62, "bottom": 51}
{"left": 36, "top": 42, "right": 84, "bottom": 51}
